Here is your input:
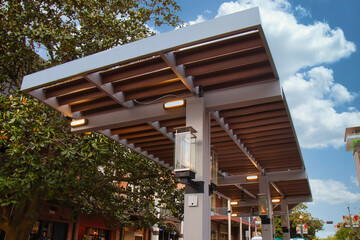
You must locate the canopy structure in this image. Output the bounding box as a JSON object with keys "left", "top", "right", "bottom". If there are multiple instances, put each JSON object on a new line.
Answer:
{"left": 22, "top": 7, "right": 311, "bottom": 237}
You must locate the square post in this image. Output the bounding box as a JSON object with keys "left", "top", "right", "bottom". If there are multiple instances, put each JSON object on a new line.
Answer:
{"left": 259, "top": 175, "right": 274, "bottom": 240}
{"left": 280, "top": 199, "right": 290, "bottom": 240}
{"left": 183, "top": 97, "right": 211, "bottom": 240}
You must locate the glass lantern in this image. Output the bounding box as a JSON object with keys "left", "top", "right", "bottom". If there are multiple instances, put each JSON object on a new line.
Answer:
{"left": 211, "top": 148, "right": 218, "bottom": 185}
{"left": 174, "top": 126, "right": 197, "bottom": 173}
{"left": 258, "top": 193, "right": 269, "bottom": 216}
{"left": 281, "top": 214, "right": 289, "bottom": 227}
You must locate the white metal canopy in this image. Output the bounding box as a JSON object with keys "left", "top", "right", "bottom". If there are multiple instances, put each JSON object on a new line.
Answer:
{"left": 21, "top": 7, "right": 312, "bottom": 217}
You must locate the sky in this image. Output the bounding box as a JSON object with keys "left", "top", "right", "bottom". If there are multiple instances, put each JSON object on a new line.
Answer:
{"left": 152, "top": 0, "right": 360, "bottom": 238}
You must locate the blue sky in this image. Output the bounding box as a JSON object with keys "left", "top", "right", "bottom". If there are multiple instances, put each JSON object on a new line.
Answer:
{"left": 153, "top": 0, "right": 360, "bottom": 238}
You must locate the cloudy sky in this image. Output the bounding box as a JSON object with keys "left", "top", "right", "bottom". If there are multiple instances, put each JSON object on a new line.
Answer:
{"left": 154, "top": 0, "right": 360, "bottom": 237}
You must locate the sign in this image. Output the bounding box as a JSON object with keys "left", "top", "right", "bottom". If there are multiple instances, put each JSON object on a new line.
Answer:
{"left": 344, "top": 224, "right": 359, "bottom": 228}
{"left": 296, "top": 224, "right": 308, "bottom": 234}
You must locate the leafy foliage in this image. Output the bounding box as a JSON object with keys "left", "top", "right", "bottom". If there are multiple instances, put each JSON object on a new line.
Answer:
{"left": 0, "top": 93, "right": 183, "bottom": 233}
{"left": 333, "top": 225, "right": 360, "bottom": 240}
{"left": 0, "top": 0, "right": 183, "bottom": 239}
{"left": 274, "top": 204, "right": 324, "bottom": 240}
{"left": 0, "top": 0, "right": 182, "bottom": 89}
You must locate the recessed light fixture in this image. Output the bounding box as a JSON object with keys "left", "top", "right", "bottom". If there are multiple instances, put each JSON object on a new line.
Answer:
{"left": 70, "top": 118, "right": 87, "bottom": 127}
{"left": 246, "top": 175, "right": 259, "bottom": 181}
{"left": 230, "top": 201, "right": 238, "bottom": 206}
{"left": 164, "top": 99, "right": 185, "bottom": 109}
{"left": 231, "top": 213, "right": 237, "bottom": 217}
{"left": 272, "top": 199, "right": 281, "bottom": 203}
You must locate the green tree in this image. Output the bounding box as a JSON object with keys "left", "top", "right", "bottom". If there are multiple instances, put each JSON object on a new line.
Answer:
{"left": 274, "top": 204, "right": 325, "bottom": 240}
{"left": 333, "top": 223, "right": 360, "bottom": 240}
{"left": 0, "top": 0, "right": 182, "bottom": 89}
{"left": 0, "top": 1, "right": 183, "bottom": 239}
{"left": 0, "top": 93, "right": 183, "bottom": 240}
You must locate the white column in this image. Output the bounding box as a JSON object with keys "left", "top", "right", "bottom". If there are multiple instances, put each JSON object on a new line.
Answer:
{"left": 183, "top": 97, "right": 211, "bottom": 240}
{"left": 228, "top": 200, "right": 232, "bottom": 240}
{"left": 240, "top": 217, "right": 243, "bottom": 240}
{"left": 259, "top": 176, "right": 273, "bottom": 240}
{"left": 179, "top": 221, "right": 184, "bottom": 240}
{"left": 281, "top": 199, "right": 290, "bottom": 240}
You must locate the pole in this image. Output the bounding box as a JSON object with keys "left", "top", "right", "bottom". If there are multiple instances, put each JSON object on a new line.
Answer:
{"left": 248, "top": 217, "right": 251, "bottom": 240}
{"left": 228, "top": 200, "right": 232, "bottom": 240}
{"left": 299, "top": 215, "right": 304, "bottom": 239}
{"left": 240, "top": 217, "right": 243, "bottom": 240}
{"left": 348, "top": 206, "right": 355, "bottom": 240}
{"left": 255, "top": 221, "right": 257, "bottom": 236}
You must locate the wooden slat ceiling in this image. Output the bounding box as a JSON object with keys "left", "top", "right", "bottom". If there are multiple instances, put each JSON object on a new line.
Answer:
{"left": 23, "top": 19, "right": 311, "bottom": 214}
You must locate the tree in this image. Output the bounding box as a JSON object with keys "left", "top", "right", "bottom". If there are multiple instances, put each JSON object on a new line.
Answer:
{"left": 274, "top": 204, "right": 325, "bottom": 240}
{"left": 0, "top": 1, "right": 183, "bottom": 239}
{"left": 0, "top": 93, "right": 184, "bottom": 240}
{"left": 0, "top": 0, "right": 182, "bottom": 89}
{"left": 333, "top": 222, "right": 360, "bottom": 240}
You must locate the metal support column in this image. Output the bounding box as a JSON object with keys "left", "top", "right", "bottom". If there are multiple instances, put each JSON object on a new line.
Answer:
{"left": 259, "top": 175, "right": 274, "bottom": 240}
{"left": 280, "top": 199, "right": 290, "bottom": 240}
{"left": 183, "top": 97, "right": 211, "bottom": 240}
{"left": 248, "top": 217, "right": 251, "bottom": 240}
{"left": 240, "top": 217, "right": 243, "bottom": 240}
{"left": 228, "top": 200, "right": 232, "bottom": 240}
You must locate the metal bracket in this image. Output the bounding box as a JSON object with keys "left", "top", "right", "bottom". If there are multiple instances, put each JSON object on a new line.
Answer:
{"left": 209, "top": 183, "right": 217, "bottom": 195}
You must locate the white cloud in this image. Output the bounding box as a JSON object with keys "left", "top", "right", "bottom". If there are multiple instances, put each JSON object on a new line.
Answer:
{"left": 176, "top": 15, "right": 207, "bottom": 29}
{"left": 213, "top": 0, "right": 359, "bottom": 149}
{"left": 294, "top": 5, "right": 311, "bottom": 18}
{"left": 188, "top": 15, "right": 206, "bottom": 25}
{"left": 215, "top": 0, "right": 356, "bottom": 80}
{"left": 351, "top": 176, "right": 359, "bottom": 187}
{"left": 283, "top": 66, "right": 360, "bottom": 148}
{"left": 310, "top": 179, "right": 360, "bottom": 204}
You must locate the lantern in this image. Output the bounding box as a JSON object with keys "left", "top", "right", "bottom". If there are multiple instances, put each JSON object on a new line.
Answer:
{"left": 258, "top": 193, "right": 269, "bottom": 216}
{"left": 174, "top": 126, "right": 197, "bottom": 174}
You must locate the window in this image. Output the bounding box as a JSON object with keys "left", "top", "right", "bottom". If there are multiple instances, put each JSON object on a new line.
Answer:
{"left": 211, "top": 231, "right": 217, "bottom": 240}
{"left": 220, "top": 233, "right": 228, "bottom": 240}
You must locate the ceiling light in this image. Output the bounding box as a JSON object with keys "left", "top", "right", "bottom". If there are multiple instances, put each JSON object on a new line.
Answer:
{"left": 230, "top": 201, "right": 238, "bottom": 206}
{"left": 231, "top": 213, "right": 237, "bottom": 217}
{"left": 246, "top": 175, "right": 259, "bottom": 181}
{"left": 272, "top": 199, "right": 281, "bottom": 203}
{"left": 70, "top": 118, "right": 87, "bottom": 127}
{"left": 164, "top": 99, "right": 185, "bottom": 109}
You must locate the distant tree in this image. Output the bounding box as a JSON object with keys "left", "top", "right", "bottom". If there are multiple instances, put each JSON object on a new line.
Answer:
{"left": 333, "top": 223, "right": 360, "bottom": 240}
{"left": 274, "top": 204, "right": 324, "bottom": 240}
{"left": 0, "top": 1, "right": 183, "bottom": 240}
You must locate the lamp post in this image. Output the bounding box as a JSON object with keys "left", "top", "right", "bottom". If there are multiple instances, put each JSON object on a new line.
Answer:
{"left": 348, "top": 205, "right": 355, "bottom": 240}
{"left": 299, "top": 215, "right": 304, "bottom": 239}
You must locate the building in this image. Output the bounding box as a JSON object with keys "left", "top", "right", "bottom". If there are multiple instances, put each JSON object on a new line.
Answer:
{"left": 345, "top": 126, "right": 360, "bottom": 189}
